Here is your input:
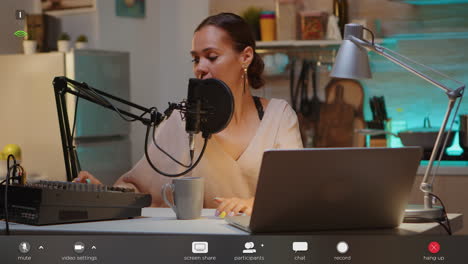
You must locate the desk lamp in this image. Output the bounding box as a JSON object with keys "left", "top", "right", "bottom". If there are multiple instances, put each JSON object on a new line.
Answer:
{"left": 330, "top": 24, "right": 465, "bottom": 220}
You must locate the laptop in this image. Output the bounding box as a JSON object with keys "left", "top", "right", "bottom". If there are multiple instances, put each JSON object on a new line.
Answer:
{"left": 226, "top": 147, "right": 422, "bottom": 233}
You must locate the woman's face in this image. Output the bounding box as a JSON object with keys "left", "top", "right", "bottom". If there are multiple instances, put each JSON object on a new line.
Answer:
{"left": 191, "top": 25, "right": 244, "bottom": 93}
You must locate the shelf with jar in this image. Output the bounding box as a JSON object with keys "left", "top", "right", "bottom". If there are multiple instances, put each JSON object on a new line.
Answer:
{"left": 248, "top": 0, "right": 389, "bottom": 52}
{"left": 256, "top": 37, "right": 383, "bottom": 81}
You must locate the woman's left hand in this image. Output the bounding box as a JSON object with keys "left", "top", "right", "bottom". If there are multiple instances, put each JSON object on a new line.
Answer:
{"left": 213, "top": 197, "right": 254, "bottom": 217}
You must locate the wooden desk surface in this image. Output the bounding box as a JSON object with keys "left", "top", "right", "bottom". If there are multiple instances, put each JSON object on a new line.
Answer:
{"left": 1, "top": 208, "right": 463, "bottom": 235}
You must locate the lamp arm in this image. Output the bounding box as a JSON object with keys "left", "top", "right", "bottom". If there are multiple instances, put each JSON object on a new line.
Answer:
{"left": 348, "top": 36, "right": 465, "bottom": 99}
{"left": 421, "top": 99, "right": 456, "bottom": 208}
{"left": 348, "top": 35, "right": 466, "bottom": 209}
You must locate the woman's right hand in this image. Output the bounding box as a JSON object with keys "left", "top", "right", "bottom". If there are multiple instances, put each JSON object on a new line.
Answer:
{"left": 72, "top": 171, "right": 103, "bottom": 185}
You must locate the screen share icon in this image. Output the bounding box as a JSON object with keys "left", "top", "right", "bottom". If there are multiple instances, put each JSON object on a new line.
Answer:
{"left": 192, "top": 242, "right": 208, "bottom": 254}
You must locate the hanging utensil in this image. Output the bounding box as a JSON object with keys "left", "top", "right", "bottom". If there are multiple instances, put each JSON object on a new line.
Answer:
{"left": 369, "top": 97, "right": 376, "bottom": 121}
{"left": 292, "top": 60, "right": 308, "bottom": 112}
{"left": 308, "top": 60, "right": 322, "bottom": 122}
{"left": 289, "top": 56, "right": 296, "bottom": 111}
{"left": 300, "top": 60, "right": 311, "bottom": 116}
{"left": 380, "top": 96, "right": 388, "bottom": 121}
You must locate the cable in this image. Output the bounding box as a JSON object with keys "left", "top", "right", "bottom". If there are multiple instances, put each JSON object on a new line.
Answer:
{"left": 70, "top": 82, "right": 153, "bottom": 123}
{"left": 363, "top": 27, "right": 375, "bottom": 45}
{"left": 0, "top": 177, "right": 21, "bottom": 185}
{"left": 144, "top": 124, "right": 208, "bottom": 177}
{"left": 70, "top": 92, "right": 83, "bottom": 172}
{"left": 69, "top": 82, "right": 134, "bottom": 121}
{"left": 404, "top": 193, "right": 452, "bottom": 235}
{"left": 68, "top": 83, "right": 110, "bottom": 108}
{"left": 382, "top": 46, "right": 464, "bottom": 87}
{"left": 0, "top": 164, "right": 23, "bottom": 185}
{"left": 71, "top": 92, "right": 79, "bottom": 139}
{"left": 3, "top": 154, "right": 16, "bottom": 235}
{"left": 404, "top": 217, "right": 451, "bottom": 235}
{"left": 150, "top": 103, "right": 192, "bottom": 168}
{"left": 67, "top": 82, "right": 154, "bottom": 175}
{"left": 436, "top": 219, "right": 452, "bottom": 235}
{"left": 152, "top": 125, "right": 192, "bottom": 168}
{"left": 431, "top": 193, "right": 452, "bottom": 235}
{"left": 67, "top": 80, "right": 207, "bottom": 177}
{"left": 2, "top": 154, "right": 27, "bottom": 235}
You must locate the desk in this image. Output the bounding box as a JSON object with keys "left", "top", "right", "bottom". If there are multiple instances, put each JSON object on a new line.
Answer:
{"left": 0, "top": 208, "right": 463, "bottom": 235}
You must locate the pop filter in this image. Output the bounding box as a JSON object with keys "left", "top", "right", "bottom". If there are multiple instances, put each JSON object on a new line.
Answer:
{"left": 185, "top": 78, "right": 234, "bottom": 138}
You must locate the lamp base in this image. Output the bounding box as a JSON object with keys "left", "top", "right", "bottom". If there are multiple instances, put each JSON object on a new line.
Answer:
{"left": 404, "top": 204, "right": 444, "bottom": 222}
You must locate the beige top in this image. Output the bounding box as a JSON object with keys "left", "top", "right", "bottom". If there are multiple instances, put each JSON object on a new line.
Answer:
{"left": 120, "top": 98, "right": 303, "bottom": 208}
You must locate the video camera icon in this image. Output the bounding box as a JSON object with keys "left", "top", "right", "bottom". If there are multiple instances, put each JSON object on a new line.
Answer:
{"left": 74, "top": 242, "right": 85, "bottom": 254}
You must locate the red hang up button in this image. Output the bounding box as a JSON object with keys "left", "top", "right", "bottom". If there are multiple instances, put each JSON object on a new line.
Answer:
{"left": 428, "top": 241, "right": 440, "bottom": 254}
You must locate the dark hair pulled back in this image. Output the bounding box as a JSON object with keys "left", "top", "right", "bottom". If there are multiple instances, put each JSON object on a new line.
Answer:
{"left": 195, "top": 13, "right": 265, "bottom": 89}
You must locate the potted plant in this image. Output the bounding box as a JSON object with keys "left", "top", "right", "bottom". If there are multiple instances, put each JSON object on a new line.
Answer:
{"left": 241, "top": 6, "right": 262, "bottom": 41}
{"left": 57, "top": 32, "right": 71, "bottom": 52}
{"left": 75, "top": 34, "right": 88, "bottom": 49}
{"left": 22, "top": 32, "right": 37, "bottom": 55}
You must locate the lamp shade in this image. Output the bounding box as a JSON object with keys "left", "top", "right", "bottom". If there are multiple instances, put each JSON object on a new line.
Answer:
{"left": 330, "top": 24, "right": 372, "bottom": 79}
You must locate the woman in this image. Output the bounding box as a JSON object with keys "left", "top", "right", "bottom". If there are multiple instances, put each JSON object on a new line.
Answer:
{"left": 74, "top": 13, "right": 303, "bottom": 217}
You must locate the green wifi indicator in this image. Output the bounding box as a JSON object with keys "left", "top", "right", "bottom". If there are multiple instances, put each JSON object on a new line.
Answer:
{"left": 14, "top": 30, "right": 28, "bottom": 38}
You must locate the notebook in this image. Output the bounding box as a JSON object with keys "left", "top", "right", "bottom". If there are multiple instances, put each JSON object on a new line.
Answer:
{"left": 225, "top": 147, "right": 422, "bottom": 233}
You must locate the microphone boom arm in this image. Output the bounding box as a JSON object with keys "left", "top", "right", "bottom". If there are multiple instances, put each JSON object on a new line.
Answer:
{"left": 53, "top": 76, "right": 233, "bottom": 181}
{"left": 53, "top": 76, "right": 164, "bottom": 181}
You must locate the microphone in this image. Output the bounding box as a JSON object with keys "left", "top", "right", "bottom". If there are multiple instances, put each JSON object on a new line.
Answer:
{"left": 185, "top": 78, "right": 234, "bottom": 161}
{"left": 185, "top": 88, "right": 201, "bottom": 160}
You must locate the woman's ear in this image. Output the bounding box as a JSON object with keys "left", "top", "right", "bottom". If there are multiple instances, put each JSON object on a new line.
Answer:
{"left": 239, "top": 46, "right": 254, "bottom": 67}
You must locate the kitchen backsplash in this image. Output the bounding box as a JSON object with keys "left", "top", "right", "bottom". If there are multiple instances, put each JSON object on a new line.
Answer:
{"left": 363, "top": 35, "right": 467, "bottom": 150}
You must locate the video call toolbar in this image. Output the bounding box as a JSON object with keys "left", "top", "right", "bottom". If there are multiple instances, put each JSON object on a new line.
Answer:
{"left": 2, "top": 235, "right": 468, "bottom": 263}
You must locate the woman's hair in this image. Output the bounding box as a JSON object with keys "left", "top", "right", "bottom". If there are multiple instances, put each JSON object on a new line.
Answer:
{"left": 195, "top": 12, "right": 265, "bottom": 89}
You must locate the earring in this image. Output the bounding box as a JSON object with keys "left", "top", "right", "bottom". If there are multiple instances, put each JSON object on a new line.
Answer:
{"left": 242, "top": 65, "right": 248, "bottom": 94}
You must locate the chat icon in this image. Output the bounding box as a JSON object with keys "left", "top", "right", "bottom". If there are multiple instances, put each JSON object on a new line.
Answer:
{"left": 292, "top": 242, "right": 308, "bottom": 253}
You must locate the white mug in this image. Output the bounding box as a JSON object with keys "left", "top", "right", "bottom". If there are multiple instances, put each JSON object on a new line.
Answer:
{"left": 161, "top": 177, "right": 204, "bottom": 220}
